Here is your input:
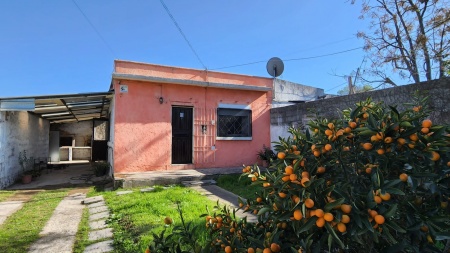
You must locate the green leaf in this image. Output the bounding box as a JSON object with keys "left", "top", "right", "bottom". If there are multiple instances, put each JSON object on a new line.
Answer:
{"left": 434, "top": 232, "right": 450, "bottom": 240}
{"left": 384, "top": 188, "right": 405, "bottom": 195}
{"left": 325, "top": 222, "right": 345, "bottom": 248}
{"left": 384, "top": 203, "right": 398, "bottom": 218}
{"left": 257, "top": 207, "right": 271, "bottom": 216}
{"left": 385, "top": 220, "right": 406, "bottom": 233}
{"left": 298, "top": 216, "right": 318, "bottom": 233}
{"left": 383, "top": 179, "right": 402, "bottom": 188}
{"left": 324, "top": 198, "right": 345, "bottom": 212}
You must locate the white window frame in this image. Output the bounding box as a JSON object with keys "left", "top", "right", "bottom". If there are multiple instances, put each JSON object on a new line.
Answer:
{"left": 216, "top": 103, "right": 252, "bottom": 141}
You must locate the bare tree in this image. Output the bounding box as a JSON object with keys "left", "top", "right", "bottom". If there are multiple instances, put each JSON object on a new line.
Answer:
{"left": 357, "top": 0, "right": 450, "bottom": 84}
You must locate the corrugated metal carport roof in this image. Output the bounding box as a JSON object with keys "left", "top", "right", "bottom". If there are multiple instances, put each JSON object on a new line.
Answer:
{"left": 0, "top": 92, "right": 113, "bottom": 124}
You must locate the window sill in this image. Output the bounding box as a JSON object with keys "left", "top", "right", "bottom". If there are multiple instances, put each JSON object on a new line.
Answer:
{"left": 216, "top": 137, "right": 252, "bottom": 141}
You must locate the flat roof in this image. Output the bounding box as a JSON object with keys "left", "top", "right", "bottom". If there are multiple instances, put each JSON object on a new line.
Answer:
{"left": 0, "top": 92, "right": 113, "bottom": 124}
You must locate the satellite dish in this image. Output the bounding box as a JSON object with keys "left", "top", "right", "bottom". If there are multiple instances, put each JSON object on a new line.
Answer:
{"left": 266, "top": 57, "right": 284, "bottom": 77}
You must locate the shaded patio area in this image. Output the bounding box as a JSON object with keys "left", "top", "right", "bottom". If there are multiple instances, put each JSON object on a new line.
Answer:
{"left": 7, "top": 163, "right": 110, "bottom": 190}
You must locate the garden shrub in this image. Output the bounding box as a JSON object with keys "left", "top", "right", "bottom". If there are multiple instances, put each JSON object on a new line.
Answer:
{"left": 150, "top": 96, "right": 450, "bottom": 253}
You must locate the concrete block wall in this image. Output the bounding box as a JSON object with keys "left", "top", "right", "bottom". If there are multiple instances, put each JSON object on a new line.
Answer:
{"left": 272, "top": 79, "right": 325, "bottom": 108}
{"left": 51, "top": 121, "right": 92, "bottom": 147}
{"left": 270, "top": 78, "right": 450, "bottom": 144}
{"left": 0, "top": 111, "right": 49, "bottom": 189}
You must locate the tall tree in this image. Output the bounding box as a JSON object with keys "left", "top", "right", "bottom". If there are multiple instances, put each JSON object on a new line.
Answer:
{"left": 357, "top": 0, "right": 450, "bottom": 84}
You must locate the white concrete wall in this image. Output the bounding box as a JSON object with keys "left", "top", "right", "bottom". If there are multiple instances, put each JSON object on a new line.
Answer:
{"left": 52, "top": 121, "right": 92, "bottom": 147}
{"left": 0, "top": 111, "right": 49, "bottom": 189}
{"left": 273, "top": 79, "right": 324, "bottom": 105}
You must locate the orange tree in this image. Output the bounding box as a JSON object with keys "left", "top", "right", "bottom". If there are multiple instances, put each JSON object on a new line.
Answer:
{"left": 149, "top": 97, "right": 450, "bottom": 253}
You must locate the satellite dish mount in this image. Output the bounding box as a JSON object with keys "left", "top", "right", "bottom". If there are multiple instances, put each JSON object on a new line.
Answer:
{"left": 266, "top": 57, "right": 284, "bottom": 77}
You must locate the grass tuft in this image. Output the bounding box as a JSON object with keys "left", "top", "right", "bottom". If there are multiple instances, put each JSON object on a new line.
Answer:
{"left": 216, "top": 173, "right": 262, "bottom": 200}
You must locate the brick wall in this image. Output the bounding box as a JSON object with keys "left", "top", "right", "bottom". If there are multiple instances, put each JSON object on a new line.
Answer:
{"left": 270, "top": 78, "right": 450, "bottom": 143}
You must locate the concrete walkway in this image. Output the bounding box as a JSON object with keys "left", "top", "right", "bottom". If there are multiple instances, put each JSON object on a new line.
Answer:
{"left": 0, "top": 201, "right": 24, "bottom": 225}
{"left": 28, "top": 193, "right": 86, "bottom": 253}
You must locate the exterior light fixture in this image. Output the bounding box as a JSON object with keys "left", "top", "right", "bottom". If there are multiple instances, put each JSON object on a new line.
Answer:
{"left": 159, "top": 97, "right": 164, "bottom": 104}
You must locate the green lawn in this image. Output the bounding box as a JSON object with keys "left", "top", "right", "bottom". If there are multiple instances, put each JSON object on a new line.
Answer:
{"left": 216, "top": 173, "right": 262, "bottom": 200}
{"left": 0, "top": 189, "right": 69, "bottom": 253}
{"left": 0, "top": 190, "right": 15, "bottom": 202}
{"left": 88, "top": 186, "right": 219, "bottom": 253}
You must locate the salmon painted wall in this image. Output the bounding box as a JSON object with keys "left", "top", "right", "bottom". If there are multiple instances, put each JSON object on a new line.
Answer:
{"left": 113, "top": 60, "right": 273, "bottom": 173}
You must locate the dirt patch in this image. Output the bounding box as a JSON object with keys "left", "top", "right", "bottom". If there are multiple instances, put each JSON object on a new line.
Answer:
{"left": 6, "top": 190, "right": 43, "bottom": 202}
{"left": 67, "top": 187, "right": 90, "bottom": 195}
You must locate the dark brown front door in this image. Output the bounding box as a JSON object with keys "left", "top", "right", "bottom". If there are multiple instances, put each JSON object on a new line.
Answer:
{"left": 172, "top": 107, "right": 193, "bottom": 164}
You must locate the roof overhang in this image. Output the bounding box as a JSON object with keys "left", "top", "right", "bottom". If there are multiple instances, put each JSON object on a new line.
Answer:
{"left": 0, "top": 92, "right": 113, "bottom": 124}
{"left": 112, "top": 73, "right": 272, "bottom": 92}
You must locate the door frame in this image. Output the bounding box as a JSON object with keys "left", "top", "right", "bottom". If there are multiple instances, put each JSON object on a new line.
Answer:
{"left": 171, "top": 106, "right": 194, "bottom": 164}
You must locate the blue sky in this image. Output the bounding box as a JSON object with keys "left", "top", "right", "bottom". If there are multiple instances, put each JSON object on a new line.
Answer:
{"left": 1, "top": 1, "right": 375, "bottom": 97}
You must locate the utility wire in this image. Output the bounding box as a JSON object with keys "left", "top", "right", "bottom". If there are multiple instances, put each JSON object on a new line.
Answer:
{"left": 325, "top": 81, "right": 348, "bottom": 92}
{"left": 159, "top": 0, "right": 207, "bottom": 70}
{"left": 71, "top": 0, "right": 116, "bottom": 57}
{"left": 211, "top": 47, "right": 363, "bottom": 71}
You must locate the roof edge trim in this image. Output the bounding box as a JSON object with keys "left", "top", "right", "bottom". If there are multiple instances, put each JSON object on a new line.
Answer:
{"left": 112, "top": 73, "right": 272, "bottom": 92}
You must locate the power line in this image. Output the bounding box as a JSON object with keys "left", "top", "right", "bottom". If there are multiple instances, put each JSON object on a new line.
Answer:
{"left": 325, "top": 81, "right": 347, "bottom": 92}
{"left": 159, "top": 0, "right": 207, "bottom": 70}
{"left": 211, "top": 47, "right": 363, "bottom": 71}
{"left": 71, "top": 0, "right": 116, "bottom": 57}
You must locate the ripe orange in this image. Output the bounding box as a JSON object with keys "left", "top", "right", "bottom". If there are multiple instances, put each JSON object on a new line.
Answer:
{"left": 370, "top": 135, "right": 379, "bottom": 142}
{"left": 225, "top": 246, "right": 233, "bottom": 253}
{"left": 285, "top": 166, "right": 294, "bottom": 175}
{"left": 397, "top": 138, "right": 406, "bottom": 145}
{"left": 270, "top": 243, "right": 281, "bottom": 253}
{"left": 247, "top": 248, "right": 255, "bottom": 253}
{"left": 344, "top": 127, "right": 352, "bottom": 133}
{"left": 447, "top": 161, "right": 450, "bottom": 167}
{"left": 263, "top": 182, "right": 271, "bottom": 187}
{"left": 374, "top": 196, "right": 382, "bottom": 204}
{"left": 317, "top": 166, "right": 326, "bottom": 174}
{"left": 380, "top": 192, "right": 391, "bottom": 201}
{"left": 341, "top": 204, "right": 352, "bottom": 214}
{"left": 328, "top": 122, "right": 335, "bottom": 129}
{"left": 278, "top": 192, "right": 287, "bottom": 198}
{"left": 300, "top": 177, "right": 310, "bottom": 187}
{"left": 263, "top": 248, "right": 272, "bottom": 253}
{"left": 409, "top": 133, "right": 419, "bottom": 141}
{"left": 277, "top": 152, "right": 286, "bottom": 160}
{"left": 363, "top": 112, "right": 369, "bottom": 119}
{"left": 369, "top": 210, "right": 378, "bottom": 218}
{"left": 413, "top": 106, "right": 422, "bottom": 112}
{"left": 289, "top": 174, "right": 298, "bottom": 181}
{"left": 311, "top": 144, "right": 316, "bottom": 151}
{"left": 316, "top": 217, "right": 325, "bottom": 227}
{"left": 422, "top": 119, "right": 432, "bottom": 128}
{"left": 304, "top": 198, "right": 314, "bottom": 208}
{"left": 324, "top": 144, "right": 332, "bottom": 151}
{"left": 282, "top": 175, "right": 290, "bottom": 182}
{"left": 374, "top": 214, "right": 385, "bottom": 224}
{"left": 291, "top": 145, "right": 298, "bottom": 151}
{"left": 314, "top": 209, "right": 324, "bottom": 218}
{"left": 362, "top": 143, "right": 373, "bottom": 150}
{"left": 324, "top": 212, "right": 334, "bottom": 222}
{"left": 256, "top": 197, "right": 262, "bottom": 203}
{"left": 349, "top": 121, "right": 357, "bottom": 129}
{"left": 337, "top": 223, "right": 346, "bottom": 233}
{"left": 325, "top": 129, "right": 333, "bottom": 136}
{"left": 365, "top": 167, "right": 372, "bottom": 174}
{"left": 145, "top": 248, "right": 151, "bottom": 253}
{"left": 343, "top": 146, "right": 350, "bottom": 151}
{"left": 341, "top": 214, "right": 350, "bottom": 224}
{"left": 421, "top": 127, "right": 430, "bottom": 134}
{"left": 377, "top": 149, "right": 385, "bottom": 155}
{"left": 384, "top": 137, "right": 393, "bottom": 143}
{"left": 301, "top": 171, "right": 310, "bottom": 179}
{"left": 293, "top": 209, "right": 303, "bottom": 220}
{"left": 164, "top": 216, "right": 173, "bottom": 225}
{"left": 420, "top": 225, "right": 429, "bottom": 232}
{"left": 376, "top": 132, "right": 384, "bottom": 140}
{"left": 431, "top": 151, "right": 440, "bottom": 161}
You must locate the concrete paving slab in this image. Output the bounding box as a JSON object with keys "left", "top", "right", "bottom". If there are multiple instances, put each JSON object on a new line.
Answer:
{"left": 181, "top": 180, "right": 216, "bottom": 186}
{"left": 190, "top": 185, "right": 257, "bottom": 223}
{"left": 28, "top": 194, "right": 86, "bottom": 253}
{"left": 0, "top": 201, "right": 24, "bottom": 226}
{"left": 89, "top": 219, "right": 108, "bottom": 230}
{"left": 116, "top": 190, "right": 133, "bottom": 195}
{"left": 88, "top": 227, "right": 113, "bottom": 241}
{"left": 88, "top": 201, "right": 107, "bottom": 208}
{"left": 84, "top": 239, "right": 114, "bottom": 253}
{"left": 89, "top": 211, "right": 110, "bottom": 221}
{"left": 83, "top": 196, "right": 104, "bottom": 205}
{"left": 89, "top": 205, "right": 109, "bottom": 214}
{"left": 140, "top": 187, "right": 155, "bottom": 193}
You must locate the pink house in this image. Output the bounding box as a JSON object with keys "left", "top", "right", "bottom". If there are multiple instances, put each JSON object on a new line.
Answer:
{"left": 110, "top": 60, "right": 273, "bottom": 173}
